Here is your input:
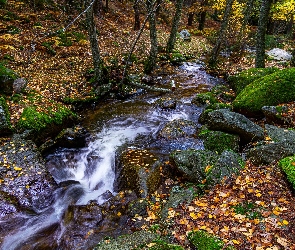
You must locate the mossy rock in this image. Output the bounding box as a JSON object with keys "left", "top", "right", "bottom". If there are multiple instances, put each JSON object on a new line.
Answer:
{"left": 278, "top": 156, "right": 295, "bottom": 189}
{"left": 228, "top": 67, "right": 279, "bottom": 95}
{"left": 233, "top": 68, "right": 295, "bottom": 116}
{"left": 188, "top": 230, "right": 235, "bottom": 250}
{"left": 199, "top": 129, "right": 240, "bottom": 154}
{"left": 0, "top": 96, "right": 12, "bottom": 135}
{"left": 192, "top": 92, "right": 218, "bottom": 106}
{"left": 0, "top": 63, "right": 18, "bottom": 95}
{"left": 139, "top": 239, "right": 184, "bottom": 249}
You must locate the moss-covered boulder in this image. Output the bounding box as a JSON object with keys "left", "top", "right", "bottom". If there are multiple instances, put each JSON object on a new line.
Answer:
{"left": 278, "top": 156, "right": 295, "bottom": 190}
{"left": 117, "top": 149, "right": 162, "bottom": 197}
{"left": 0, "top": 64, "right": 18, "bottom": 95}
{"left": 0, "top": 96, "right": 12, "bottom": 135}
{"left": 188, "top": 230, "right": 235, "bottom": 250}
{"left": 233, "top": 68, "right": 295, "bottom": 116}
{"left": 170, "top": 149, "right": 244, "bottom": 189}
{"left": 199, "top": 128, "right": 240, "bottom": 154}
{"left": 16, "top": 99, "right": 77, "bottom": 145}
{"left": 191, "top": 92, "right": 218, "bottom": 106}
{"left": 228, "top": 67, "right": 279, "bottom": 95}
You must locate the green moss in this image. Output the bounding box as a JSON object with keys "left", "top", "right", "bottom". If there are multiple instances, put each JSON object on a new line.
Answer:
{"left": 192, "top": 92, "right": 218, "bottom": 106}
{"left": 228, "top": 67, "right": 279, "bottom": 94}
{"left": 188, "top": 230, "right": 235, "bottom": 250}
{"left": 278, "top": 156, "right": 295, "bottom": 189}
{"left": 199, "top": 129, "right": 240, "bottom": 154}
{"left": 233, "top": 68, "right": 295, "bottom": 115}
{"left": 17, "top": 105, "right": 76, "bottom": 132}
{"left": 138, "top": 239, "right": 184, "bottom": 250}
{"left": 0, "top": 63, "right": 18, "bottom": 80}
{"left": 232, "top": 202, "right": 262, "bottom": 220}
{"left": 206, "top": 103, "right": 232, "bottom": 111}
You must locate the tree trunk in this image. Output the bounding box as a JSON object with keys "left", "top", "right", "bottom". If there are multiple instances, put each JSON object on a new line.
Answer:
{"left": 166, "top": 0, "right": 184, "bottom": 53}
{"left": 133, "top": 0, "right": 140, "bottom": 30}
{"left": 208, "top": 0, "right": 234, "bottom": 67}
{"left": 86, "top": 0, "right": 104, "bottom": 85}
{"left": 255, "top": 0, "right": 272, "bottom": 68}
{"left": 187, "top": 12, "right": 194, "bottom": 26}
{"left": 144, "top": 0, "right": 159, "bottom": 74}
{"left": 198, "top": 0, "right": 208, "bottom": 31}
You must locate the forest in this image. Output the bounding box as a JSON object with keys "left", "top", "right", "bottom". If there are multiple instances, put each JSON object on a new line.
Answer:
{"left": 0, "top": 0, "right": 295, "bottom": 249}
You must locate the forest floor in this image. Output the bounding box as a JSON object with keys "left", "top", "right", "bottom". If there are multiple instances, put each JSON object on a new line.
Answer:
{"left": 1, "top": 1, "right": 295, "bottom": 249}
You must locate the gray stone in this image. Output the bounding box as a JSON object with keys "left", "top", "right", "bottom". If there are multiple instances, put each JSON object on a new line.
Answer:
{"left": 0, "top": 99, "right": 12, "bottom": 136}
{"left": 13, "top": 78, "right": 27, "bottom": 94}
{"left": 265, "top": 124, "right": 295, "bottom": 143}
{"left": 204, "top": 109, "right": 264, "bottom": 143}
{"left": 179, "top": 29, "right": 191, "bottom": 41}
{"left": 266, "top": 48, "right": 292, "bottom": 61}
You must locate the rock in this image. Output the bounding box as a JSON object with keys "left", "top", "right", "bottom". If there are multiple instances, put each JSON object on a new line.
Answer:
{"left": 55, "top": 125, "right": 90, "bottom": 148}
{"left": 155, "top": 97, "right": 177, "bottom": 109}
{"left": 233, "top": 68, "right": 295, "bottom": 116}
{"left": 117, "top": 149, "right": 162, "bottom": 197}
{"left": 262, "top": 105, "right": 292, "bottom": 125}
{"left": 199, "top": 128, "right": 240, "bottom": 154}
{"left": 0, "top": 97, "right": 12, "bottom": 136}
{"left": 0, "top": 65, "right": 18, "bottom": 95}
{"left": 0, "top": 135, "right": 57, "bottom": 216}
{"left": 266, "top": 48, "right": 292, "bottom": 61}
{"left": 158, "top": 119, "right": 198, "bottom": 140}
{"left": 191, "top": 92, "right": 217, "bottom": 106}
{"left": 94, "top": 231, "right": 159, "bottom": 250}
{"left": 247, "top": 141, "right": 295, "bottom": 165}
{"left": 203, "top": 109, "right": 264, "bottom": 143}
{"left": 13, "top": 78, "right": 27, "bottom": 94}
{"left": 179, "top": 29, "right": 191, "bottom": 41}
{"left": 170, "top": 149, "right": 243, "bottom": 188}
{"left": 127, "top": 198, "right": 148, "bottom": 217}
{"left": 265, "top": 124, "right": 295, "bottom": 143}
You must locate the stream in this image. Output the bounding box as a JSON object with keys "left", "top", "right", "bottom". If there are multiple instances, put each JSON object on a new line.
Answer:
{"left": 1, "top": 62, "right": 224, "bottom": 249}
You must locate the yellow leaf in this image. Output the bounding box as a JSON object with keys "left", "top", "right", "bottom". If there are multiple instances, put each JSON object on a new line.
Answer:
{"left": 232, "top": 239, "right": 240, "bottom": 245}
{"left": 208, "top": 214, "right": 213, "bottom": 219}
{"left": 190, "top": 212, "right": 198, "bottom": 220}
{"left": 204, "top": 165, "right": 212, "bottom": 173}
{"left": 117, "top": 212, "right": 121, "bottom": 217}
{"left": 14, "top": 167, "right": 22, "bottom": 171}
{"left": 282, "top": 220, "right": 289, "bottom": 225}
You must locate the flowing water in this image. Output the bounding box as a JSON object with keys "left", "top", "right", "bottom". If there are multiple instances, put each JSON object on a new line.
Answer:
{"left": 1, "top": 62, "right": 223, "bottom": 249}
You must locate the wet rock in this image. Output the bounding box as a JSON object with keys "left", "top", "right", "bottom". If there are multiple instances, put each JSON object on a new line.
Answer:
{"left": 262, "top": 106, "right": 291, "bottom": 125}
{"left": 13, "top": 78, "right": 27, "bottom": 94}
{"left": 170, "top": 149, "right": 243, "bottom": 188}
{"left": 117, "top": 149, "right": 162, "bottom": 197}
{"left": 0, "top": 135, "right": 57, "bottom": 216}
{"left": 203, "top": 109, "right": 264, "bottom": 143}
{"left": 155, "top": 97, "right": 177, "bottom": 109}
{"left": 0, "top": 97, "right": 12, "bottom": 136}
{"left": 199, "top": 129, "right": 240, "bottom": 154}
{"left": 158, "top": 119, "right": 198, "bottom": 140}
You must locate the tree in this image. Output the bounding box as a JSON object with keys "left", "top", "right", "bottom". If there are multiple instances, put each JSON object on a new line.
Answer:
{"left": 85, "top": 0, "right": 106, "bottom": 85}
{"left": 144, "top": 0, "right": 159, "bottom": 74}
{"left": 198, "top": 0, "right": 209, "bottom": 30}
{"left": 166, "top": 0, "right": 184, "bottom": 53}
{"left": 255, "top": 0, "right": 272, "bottom": 68}
{"left": 208, "top": 0, "right": 234, "bottom": 67}
{"left": 133, "top": 0, "right": 141, "bottom": 30}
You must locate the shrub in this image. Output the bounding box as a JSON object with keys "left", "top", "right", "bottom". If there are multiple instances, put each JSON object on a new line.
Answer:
{"left": 228, "top": 67, "right": 279, "bottom": 95}
{"left": 233, "top": 68, "right": 295, "bottom": 115}
{"left": 278, "top": 156, "right": 295, "bottom": 189}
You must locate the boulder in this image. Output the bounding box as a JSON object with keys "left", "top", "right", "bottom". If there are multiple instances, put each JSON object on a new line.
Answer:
{"left": 0, "top": 135, "right": 57, "bottom": 217}
{"left": 179, "top": 29, "right": 191, "bottom": 41}
{"left": 0, "top": 97, "right": 12, "bottom": 135}
{"left": 265, "top": 124, "right": 295, "bottom": 143}
{"left": 155, "top": 97, "right": 177, "bottom": 109}
{"left": 233, "top": 68, "right": 295, "bottom": 116}
{"left": 203, "top": 109, "right": 264, "bottom": 143}
{"left": 191, "top": 92, "right": 217, "bottom": 106}
{"left": 158, "top": 119, "right": 198, "bottom": 140}
{"left": 0, "top": 65, "right": 18, "bottom": 95}
{"left": 262, "top": 105, "right": 292, "bottom": 125}
{"left": 170, "top": 149, "right": 243, "bottom": 188}
{"left": 13, "top": 78, "right": 27, "bottom": 94}
{"left": 266, "top": 48, "right": 292, "bottom": 61}
{"left": 199, "top": 129, "right": 240, "bottom": 154}
{"left": 117, "top": 149, "right": 162, "bottom": 197}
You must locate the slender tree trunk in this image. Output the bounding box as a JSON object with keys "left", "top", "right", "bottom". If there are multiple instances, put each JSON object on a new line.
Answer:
{"left": 198, "top": 0, "right": 208, "bottom": 31}
{"left": 144, "top": 0, "right": 159, "bottom": 74}
{"left": 86, "top": 0, "right": 104, "bottom": 85}
{"left": 208, "top": 0, "right": 234, "bottom": 67}
{"left": 166, "top": 0, "right": 184, "bottom": 53}
{"left": 187, "top": 12, "right": 194, "bottom": 26}
{"left": 255, "top": 0, "right": 272, "bottom": 68}
{"left": 133, "top": 0, "right": 141, "bottom": 30}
